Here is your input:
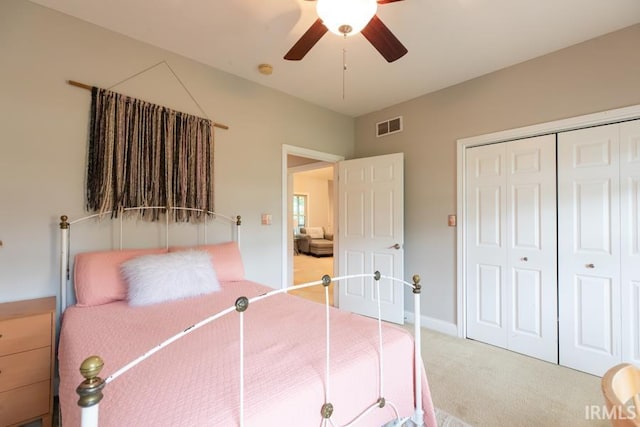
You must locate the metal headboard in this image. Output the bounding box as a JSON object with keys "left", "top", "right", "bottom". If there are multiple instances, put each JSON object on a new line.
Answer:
{"left": 59, "top": 207, "right": 241, "bottom": 315}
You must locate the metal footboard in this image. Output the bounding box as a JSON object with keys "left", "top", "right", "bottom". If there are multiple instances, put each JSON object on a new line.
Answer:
{"left": 75, "top": 273, "right": 425, "bottom": 427}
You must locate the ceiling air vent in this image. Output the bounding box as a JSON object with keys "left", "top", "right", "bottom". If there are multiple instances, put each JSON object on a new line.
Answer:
{"left": 376, "top": 116, "right": 403, "bottom": 138}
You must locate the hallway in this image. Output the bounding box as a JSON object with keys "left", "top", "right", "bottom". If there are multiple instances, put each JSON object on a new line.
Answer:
{"left": 289, "top": 254, "right": 334, "bottom": 306}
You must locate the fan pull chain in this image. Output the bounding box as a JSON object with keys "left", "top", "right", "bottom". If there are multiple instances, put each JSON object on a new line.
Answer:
{"left": 342, "top": 46, "right": 347, "bottom": 100}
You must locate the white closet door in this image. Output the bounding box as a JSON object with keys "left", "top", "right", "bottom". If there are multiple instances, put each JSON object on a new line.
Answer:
{"left": 621, "top": 120, "right": 640, "bottom": 366}
{"left": 466, "top": 135, "right": 557, "bottom": 362}
{"left": 558, "top": 124, "right": 621, "bottom": 376}
{"left": 466, "top": 143, "right": 508, "bottom": 348}
{"left": 506, "top": 136, "right": 557, "bottom": 363}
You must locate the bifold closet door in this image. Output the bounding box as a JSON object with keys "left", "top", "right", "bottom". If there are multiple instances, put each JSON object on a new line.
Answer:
{"left": 621, "top": 120, "right": 640, "bottom": 367}
{"left": 558, "top": 123, "right": 621, "bottom": 376}
{"left": 466, "top": 134, "right": 557, "bottom": 363}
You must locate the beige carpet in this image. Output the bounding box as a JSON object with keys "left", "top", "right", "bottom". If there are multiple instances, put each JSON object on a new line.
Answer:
{"left": 418, "top": 328, "right": 608, "bottom": 427}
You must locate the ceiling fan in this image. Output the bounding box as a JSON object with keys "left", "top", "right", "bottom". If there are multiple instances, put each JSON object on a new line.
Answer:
{"left": 284, "top": 0, "right": 408, "bottom": 63}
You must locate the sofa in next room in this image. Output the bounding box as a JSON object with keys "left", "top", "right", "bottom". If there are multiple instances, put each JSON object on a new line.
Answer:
{"left": 297, "top": 227, "right": 333, "bottom": 257}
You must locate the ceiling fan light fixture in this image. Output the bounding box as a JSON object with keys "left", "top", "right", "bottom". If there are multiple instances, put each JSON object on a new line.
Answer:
{"left": 316, "top": 0, "right": 378, "bottom": 36}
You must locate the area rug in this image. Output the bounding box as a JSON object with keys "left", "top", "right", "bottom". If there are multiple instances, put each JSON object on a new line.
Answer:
{"left": 435, "top": 407, "right": 473, "bottom": 427}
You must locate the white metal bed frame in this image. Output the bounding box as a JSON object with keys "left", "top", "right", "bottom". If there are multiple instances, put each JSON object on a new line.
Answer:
{"left": 59, "top": 207, "right": 426, "bottom": 427}
{"left": 59, "top": 207, "right": 241, "bottom": 314}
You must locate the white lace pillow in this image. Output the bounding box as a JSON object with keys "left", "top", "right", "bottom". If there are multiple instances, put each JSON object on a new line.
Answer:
{"left": 122, "top": 250, "right": 220, "bottom": 307}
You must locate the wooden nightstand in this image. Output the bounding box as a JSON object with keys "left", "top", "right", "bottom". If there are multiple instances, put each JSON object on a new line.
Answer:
{"left": 0, "top": 297, "right": 56, "bottom": 427}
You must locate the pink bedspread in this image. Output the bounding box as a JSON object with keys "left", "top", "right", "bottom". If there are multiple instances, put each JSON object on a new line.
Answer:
{"left": 59, "top": 280, "right": 437, "bottom": 426}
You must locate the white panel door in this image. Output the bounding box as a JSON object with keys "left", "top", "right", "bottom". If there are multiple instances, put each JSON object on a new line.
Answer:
{"left": 466, "top": 135, "right": 557, "bottom": 362}
{"left": 558, "top": 124, "right": 621, "bottom": 376}
{"left": 338, "top": 153, "right": 404, "bottom": 324}
{"left": 506, "top": 136, "right": 558, "bottom": 363}
{"left": 466, "top": 143, "right": 508, "bottom": 348}
{"left": 621, "top": 120, "right": 640, "bottom": 367}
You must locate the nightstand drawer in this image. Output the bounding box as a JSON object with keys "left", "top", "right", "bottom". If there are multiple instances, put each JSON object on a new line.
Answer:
{"left": 0, "top": 346, "right": 51, "bottom": 393}
{"left": 0, "top": 380, "right": 50, "bottom": 426}
{"left": 0, "top": 313, "right": 51, "bottom": 356}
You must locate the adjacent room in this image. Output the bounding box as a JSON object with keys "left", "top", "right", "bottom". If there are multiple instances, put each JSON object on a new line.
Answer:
{"left": 1, "top": 0, "right": 640, "bottom": 426}
{"left": 288, "top": 162, "right": 336, "bottom": 305}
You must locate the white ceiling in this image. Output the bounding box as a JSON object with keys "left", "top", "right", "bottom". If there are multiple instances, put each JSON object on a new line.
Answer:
{"left": 296, "top": 166, "right": 334, "bottom": 181}
{"left": 30, "top": 0, "right": 640, "bottom": 117}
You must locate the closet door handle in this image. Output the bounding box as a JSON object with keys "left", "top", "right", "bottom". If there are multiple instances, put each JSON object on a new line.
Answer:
{"left": 389, "top": 243, "right": 401, "bottom": 250}
{"left": 520, "top": 257, "right": 528, "bottom": 262}
{"left": 586, "top": 263, "right": 595, "bottom": 269}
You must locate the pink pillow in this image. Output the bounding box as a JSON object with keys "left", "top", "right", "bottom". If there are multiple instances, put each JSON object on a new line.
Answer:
{"left": 169, "top": 241, "right": 244, "bottom": 282}
{"left": 74, "top": 248, "right": 167, "bottom": 307}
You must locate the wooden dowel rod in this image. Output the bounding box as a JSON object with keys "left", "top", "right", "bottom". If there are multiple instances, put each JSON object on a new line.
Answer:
{"left": 67, "top": 80, "right": 229, "bottom": 130}
{"left": 68, "top": 80, "right": 93, "bottom": 91}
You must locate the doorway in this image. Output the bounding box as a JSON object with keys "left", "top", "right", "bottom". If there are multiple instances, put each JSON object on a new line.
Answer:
{"left": 282, "top": 147, "right": 406, "bottom": 323}
{"left": 282, "top": 145, "right": 344, "bottom": 304}
{"left": 289, "top": 165, "right": 335, "bottom": 305}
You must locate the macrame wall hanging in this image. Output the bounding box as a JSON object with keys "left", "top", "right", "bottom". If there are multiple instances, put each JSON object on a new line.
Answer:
{"left": 69, "top": 61, "right": 228, "bottom": 222}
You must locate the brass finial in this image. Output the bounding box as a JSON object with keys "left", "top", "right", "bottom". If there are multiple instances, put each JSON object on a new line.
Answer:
{"left": 236, "top": 215, "right": 242, "bottom": 226}
{"left": 412, "top": 274, "right": 421, "bottom": 294}
{"left": 80, "top": 356, "right": 104, "bottom": 378}
{"left": 60, "top": 215, "right": 69, "bottom": 229}
{"left": 235, "top": 296, "right": 249, "bottom": 312}
{"left": 321, "top": 402, "right": 334, "bottom": 418}
{"left": 77, "top": 356, "right": 105, "bottom": 408}
{"left": 321, "top": 274, "right": 332, "bottom": 287}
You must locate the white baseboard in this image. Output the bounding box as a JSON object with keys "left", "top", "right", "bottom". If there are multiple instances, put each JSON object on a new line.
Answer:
{"left": 404, "top": 311, "right": 458, "bottom": 337}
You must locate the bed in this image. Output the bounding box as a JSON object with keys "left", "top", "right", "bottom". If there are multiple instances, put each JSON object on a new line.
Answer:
{"left": 57, "top": 208, "right": 437, "bottom": 427}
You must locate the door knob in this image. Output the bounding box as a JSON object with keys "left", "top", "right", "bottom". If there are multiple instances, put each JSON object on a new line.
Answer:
{"left": 389, "top": 243, "right": 401, "bottom": 250}
{"left": 586, "top": 263, "right": 595, "bottom": 269}
{"left": 520, "top": 257, "right": 528, "bottom": 262}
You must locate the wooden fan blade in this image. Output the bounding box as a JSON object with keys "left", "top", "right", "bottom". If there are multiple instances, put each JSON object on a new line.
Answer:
{"left": 284, "top": 18, "right": 328, "bottom": 61}
{"left": 361, "top": 15, "right": 408, "bottom": 63}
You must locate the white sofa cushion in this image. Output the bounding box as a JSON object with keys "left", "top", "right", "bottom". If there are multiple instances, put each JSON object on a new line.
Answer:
{"left": 303, "top": 227, "right": 324, "bottom": 239}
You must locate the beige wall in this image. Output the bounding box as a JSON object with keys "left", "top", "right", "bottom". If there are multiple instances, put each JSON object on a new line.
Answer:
{"left": 0, "top": 1, "right": 354, "bottom": 306}
{"left": 293, "top": 173, "right": 333, "bottom": 232}
{"left": 354, "top": 24, "right": 640, "bottom": 326}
